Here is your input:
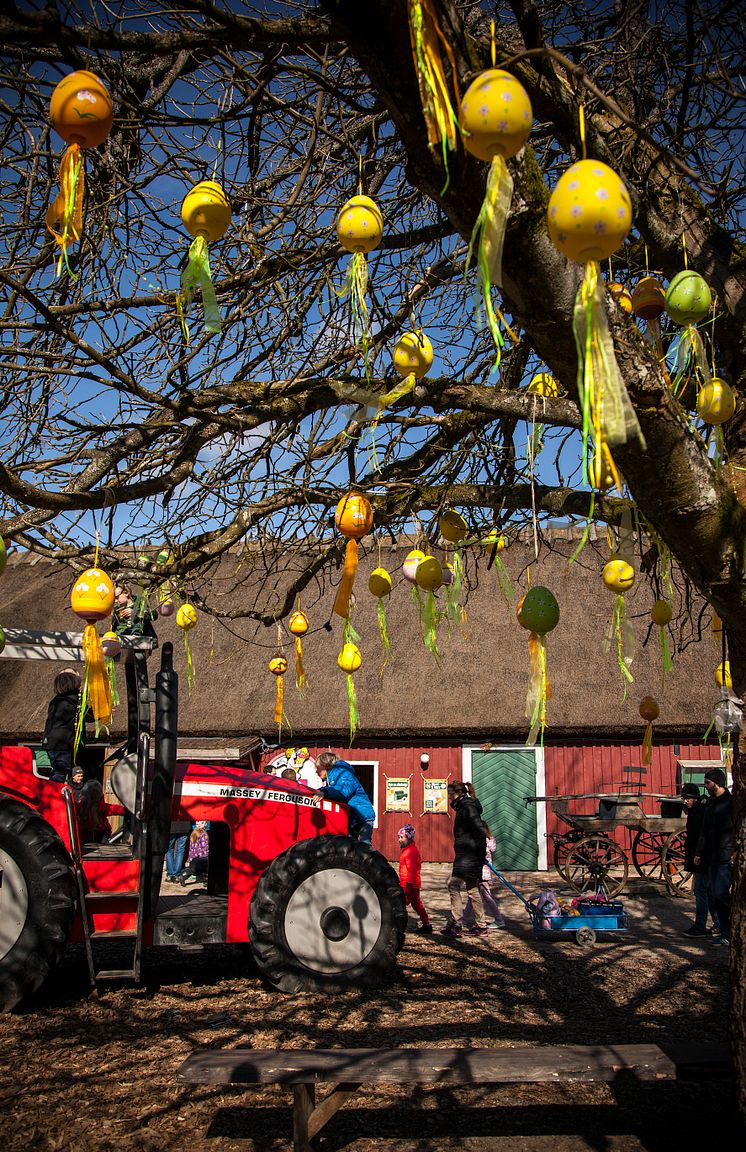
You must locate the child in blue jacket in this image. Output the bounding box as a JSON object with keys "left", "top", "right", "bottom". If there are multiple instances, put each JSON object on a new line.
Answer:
{"left": 314, "top": 751, "right": 376, "bottom": 844}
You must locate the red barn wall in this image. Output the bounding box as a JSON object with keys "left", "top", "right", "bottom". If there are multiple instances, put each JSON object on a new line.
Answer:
{"left": 263, "top": 737, "right": 724, "bottom": 865}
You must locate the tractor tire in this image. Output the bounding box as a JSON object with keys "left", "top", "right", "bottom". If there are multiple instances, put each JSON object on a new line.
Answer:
{"left": 249, "top": 835, "right": 407, "bottom": 993}
{"left": 0, "top": 798, "right": 76, "bottom": 1011}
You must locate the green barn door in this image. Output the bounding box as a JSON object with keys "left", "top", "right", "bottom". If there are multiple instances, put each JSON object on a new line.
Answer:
{"left": 470, "top": 749, "right": 538, "bottom": 870}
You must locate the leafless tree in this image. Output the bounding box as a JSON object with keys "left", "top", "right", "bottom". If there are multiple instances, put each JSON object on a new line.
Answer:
{"left": 1, "top": 0, "right": 745, "bottom": 1107}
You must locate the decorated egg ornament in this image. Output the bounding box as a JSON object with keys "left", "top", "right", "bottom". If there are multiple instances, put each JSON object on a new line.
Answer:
{"left": 338, "top": 635, "right": 363, "bottom": 745}
{"left": 515, "top": 586, "right": 559, "bottom": 745}
{"left": 665, "top": 270, "right": 712, "bottom": 326}
{"left": 639, "top": 695, "right": 660, "bottom": 765}
{"left": 548, "top": 161, "right": 632, "bottom": 265}
{"left": 460, "top": 69, "right": 532, "bottom": 363}
{"left": 176, "top": 602, "right": 197, "bottom": 688}
{"left": 70, "top": 564, "right": 115, "bottom": 738}
{"left": 547, "top": 158, "right": 642, "bottom": 491}
{"left": 335, "top": 195, "right": 383, "bottom": 368}
{"left": 178, "top": 180, "right": 231, "bottom": 340}
{"left": 697, "top": 378, "right": 735, "bottom": 425}
{"left": 369, "top": 566, "right": 392, "bottom": 675}
{"left": 333, "top": 491, "right": 373, "bottom": 619}
{"left": 392, "top": 330, "right": 434, "bottom": 380}
{"left": 288, "top": 609, "right": 309, "bottom": 691}
{"left": 460, "top": 69, "right": 532, "bottom": 163}
{"left": 527, "top": 372, "right": 558, "bottom": 397}
{"left": 403, "top": 549, "right": 425, "bottom": 584}
{"left": 71, "top": 567, "right": 115, "bottom": 623}
{"left": 439, "top": 510, "right": 469, "bottom": 544}
{"left": 47, "top": 71, "right": 113, "bottom": 274}
{"left": 631, "top": 276, "right": 666, "bottom": 321}
{"left": 602, "top": 558, "right": 636, "bottom": 594}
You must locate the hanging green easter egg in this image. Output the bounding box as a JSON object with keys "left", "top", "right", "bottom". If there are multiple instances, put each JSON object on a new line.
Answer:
{"left": 516, "top": 586, "right": 560, "bottom": 633}
{"left": 665, "top": 270, "right": 712, "bottom": 326}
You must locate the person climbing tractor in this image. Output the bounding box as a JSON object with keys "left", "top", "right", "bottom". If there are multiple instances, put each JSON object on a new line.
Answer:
{"left": 314, "top": 751, "right": 376, "bottom": 844}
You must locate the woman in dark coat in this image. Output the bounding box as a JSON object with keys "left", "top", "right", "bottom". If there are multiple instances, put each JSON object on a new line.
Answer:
{"left": 442, "top": 781, "right": 489, "bottom": 938}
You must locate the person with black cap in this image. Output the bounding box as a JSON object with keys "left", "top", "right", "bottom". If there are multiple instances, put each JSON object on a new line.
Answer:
{"left": 680, "top": 782, "right": 719, "bottom": 938}
{"left": 694, "top": 768, "right": 733, "bottom": 948}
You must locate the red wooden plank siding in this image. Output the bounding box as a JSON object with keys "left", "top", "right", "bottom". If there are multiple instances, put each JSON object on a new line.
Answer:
{"left": 260, "top": 738, "right": 723, "bottom": 864}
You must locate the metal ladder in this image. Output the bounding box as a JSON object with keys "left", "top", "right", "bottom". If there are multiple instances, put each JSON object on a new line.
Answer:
{"left": 62, "top": 731, "right": 150, "bottom": 989}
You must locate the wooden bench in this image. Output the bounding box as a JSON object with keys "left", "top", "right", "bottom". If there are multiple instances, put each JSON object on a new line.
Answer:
{"left": 178, "top": 1043, "right": 692, "bottom": 1151}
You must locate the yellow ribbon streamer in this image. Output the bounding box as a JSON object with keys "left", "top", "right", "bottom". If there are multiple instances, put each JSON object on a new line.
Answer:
{"left": 75, "top": 625, "right": 112, "bottom": 757}
{"left": 274, "top": 672, "right": 284, "bottom": 729}
{"left": 408, "top": 0, "right": 460, "bottom": 188}
{"left": 45, "top": 143, "right": 85, "bottom": 278}
{"left": 573, "top": 263, "right": 646, "bottom": 486}
{"left": 466, "top": 155, "right": 518, "bottom": 369}
{"left": 526, "top": 631, "right": 552, "bottom": 746}
{"left": 294, "top": 636, "right": 308, "bottom": 691}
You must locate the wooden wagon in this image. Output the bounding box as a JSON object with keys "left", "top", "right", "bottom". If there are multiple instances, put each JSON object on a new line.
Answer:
{"left": 527, "top": 793, "right": 689, "bottom": 899}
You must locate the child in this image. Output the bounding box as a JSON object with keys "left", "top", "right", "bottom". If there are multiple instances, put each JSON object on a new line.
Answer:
{"left": 397, "top": 823, "right": 432, "bottom": 933}
{"left": 180, "top": 821, "right": 209, "bottom": 885}
{"left": 463, "top": 821, "right": 506, "bottom": 930}
{"left": 76, "top": 779, "right": 125, "bottom": 844}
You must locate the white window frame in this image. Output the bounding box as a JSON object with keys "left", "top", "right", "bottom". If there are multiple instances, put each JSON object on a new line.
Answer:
{"left": 461, "top": 743, "right": 547, "bottom": 870}
{"left": 346, "top": 758, "right": 380, "bottom": 828}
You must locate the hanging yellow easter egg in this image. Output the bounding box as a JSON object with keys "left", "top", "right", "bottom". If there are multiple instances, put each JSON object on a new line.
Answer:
{"left": 101, "top": 631, "right": 122, "bottom": 659}
{"left": 337, "top": 642, "right": 362, "bottom": 673}
{"left": 439, "top": 510, "right": 469, "bottom": 544}
{"left": 651, "top": 600, "right": 672, "bottom": 626}
{"left": 288, "top": 610, "right": 309, "bottom": 636}
{"left": 460, "top": 69, "right": 533, "bottom": 162}
{"left": 368, "top": 567, "right": 392, "bottom": 597}
{"left": 665, "top": 270, "right": 712, "bottom": 326}
{"left": 609, "top": 282, "right": 632, "bottom": 313}
{"left": 392, "top": 330, "right": 434, "bottom": 379}
{"left": 631, "top": 276, "right": 666, "bottom": 321}
{"left": 403, "top": 549, "right": 425, "bottom": 583}
{"left": 335, "top": 491, "right": 374, "bottom": 539}
{"left": 176, "top": 603, "right": 197, "bottom": 631}
{"left": 415, "top": 556, "right": 443, "bottom": 592}
{"left": 715, "top": 661, "right": 732, "bottom": 688}
{"left": 602, "top": 558, "right": 636, "bottom": 593}
{"left": 697, "top": 378, "right": 735, "bottom": 425}
{"left": 335, "top": 195, "right": 383, "bottom": 254}
{"left": 71, "top": 567, "right": 115, "bottom": 623}
{"left": 269, "top": 655, "right": 288, "bottom": 676}
{"left": 527, "top": 372, "right": 558, "bottom": 397}
{"left": 49, "top": 71, "right": 113, "bottom": 149}
{"left": 547, "top": 160, "right": 632, "bottom": 263}
{"left": 181, "top": 181, "right": 231, "bottom": 243}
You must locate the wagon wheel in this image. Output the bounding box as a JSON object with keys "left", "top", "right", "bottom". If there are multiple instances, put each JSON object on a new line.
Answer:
{"left": 630, "top": 829, "right": 669, "bottom": 882}
{"left": 551, "top": 830, "right": 586, "bottom": 881}
{"left": 661, "top": 830, "right": 692, "bottom": 896}
{"left": 563, "top": 834, "right": 628, "bottom": 899}
{"left": 575, "top": 926, "right": 596, "bottom": 949}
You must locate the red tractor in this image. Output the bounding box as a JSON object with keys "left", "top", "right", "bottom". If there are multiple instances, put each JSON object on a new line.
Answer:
{"left": 0, "top": 634, "right": 406, "bottom": 1010}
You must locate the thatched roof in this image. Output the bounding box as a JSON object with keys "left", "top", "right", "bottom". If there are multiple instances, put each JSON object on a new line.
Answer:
{"left": 0, "top": 535, "right": 721, "bottom": 742}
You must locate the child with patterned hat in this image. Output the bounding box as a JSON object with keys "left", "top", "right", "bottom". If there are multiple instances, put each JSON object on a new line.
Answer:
{"left": 397, "top": 824, "right": 432, "bottom": 933}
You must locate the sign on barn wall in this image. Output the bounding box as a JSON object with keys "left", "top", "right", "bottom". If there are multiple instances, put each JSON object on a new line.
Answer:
{"left": 422, "top": 778, "right": 449, "bottom": 814}
{"left": 385, "top": 776, "right": 411, "bottom": 812}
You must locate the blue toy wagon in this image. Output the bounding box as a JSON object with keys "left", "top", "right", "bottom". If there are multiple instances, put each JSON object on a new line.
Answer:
{"left": 488, "top": 863, "right": 631, "bottom": 948}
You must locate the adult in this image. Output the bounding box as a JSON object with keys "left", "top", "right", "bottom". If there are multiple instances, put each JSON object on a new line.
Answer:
{"left": 314, "top": 751, "right": 376, "bottom": 844}
{"left": 42, "top": 669, "right": 83, "bottom": 782}
{"left": 165, "top": 822, "right": 191, "bottom": 883}
{"left": 679, "top": 782, "right": 719, "bottom": 938}
{"left": 694, "top": 767, "right": 733, "bottom": 948}
{"left": 442, "top": 781, "right": 488, "bottom": 939}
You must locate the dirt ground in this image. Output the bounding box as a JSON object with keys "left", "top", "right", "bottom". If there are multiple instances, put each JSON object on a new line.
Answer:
{"left": 0, "top": 864, "right": 738, "bottom": 1151}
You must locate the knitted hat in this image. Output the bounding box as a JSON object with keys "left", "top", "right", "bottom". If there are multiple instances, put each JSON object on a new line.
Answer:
{"left": 704, "top": 767, "right": 727, "bottom": 788}
{"left": 680, "top": 782, "right": 700, "bottom": 798}
{"left": 397, "top": 823, "right": 416, "bottom": 842}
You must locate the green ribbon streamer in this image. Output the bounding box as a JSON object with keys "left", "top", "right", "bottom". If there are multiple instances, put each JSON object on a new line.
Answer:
{"left": 346, "top": 672, "right": 359, "bottom": 747}
{"left": 445, "top": 548, "right": 463, "bottom": 633}
{"left": 180, "top": 235, "right": 221, "bottom": 340}
{"left": 466, "top": 156, "right": 512, "bottom": 371}
{"left": 376, "top": 597, "right": 390, "bottom": 677}
{"left": 421, "top": 588, "right": 440, "bottom": 659}
{"left": 658, "top": 625, "right": 674, "bottom": 677}
{"left": 106, "top": 656, "right": 120, "bottom": 710}
{"left": 671, "top": 325, "right": 709, "bottom": 399}
{"left": 337, "top": 251, "right": 370, "bottom": 376}
{"left": 607, "top": 594, "right": 635, "bottom": 700}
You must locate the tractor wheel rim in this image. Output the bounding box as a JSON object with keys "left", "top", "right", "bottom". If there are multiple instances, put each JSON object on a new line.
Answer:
{"left": 0, "top": 848, "right": 28, "bottom": 961}
{"left": 284, "top": 867, "right": 382, "bottom": 974}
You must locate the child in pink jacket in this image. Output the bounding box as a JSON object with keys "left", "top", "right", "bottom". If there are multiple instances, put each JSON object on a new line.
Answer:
{"left": 398, "top": 824, "right": 432, "bottom": 934}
